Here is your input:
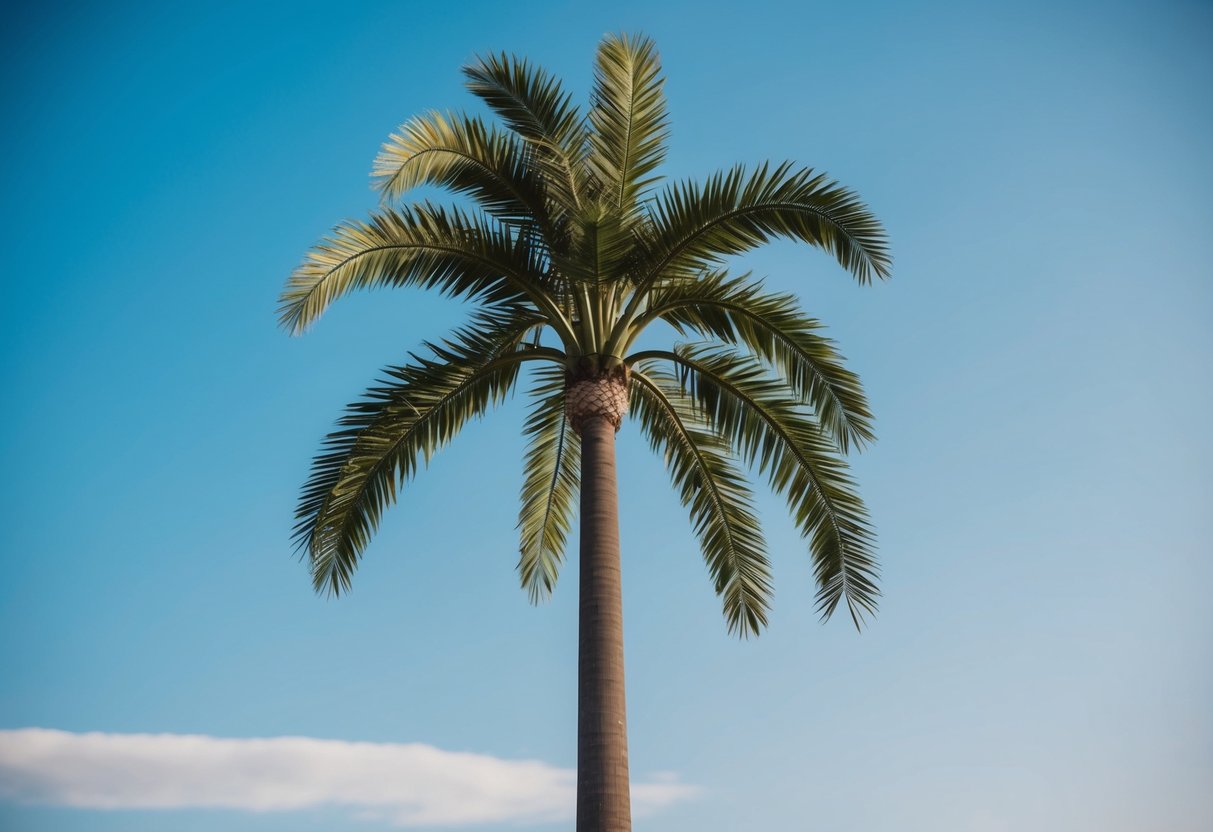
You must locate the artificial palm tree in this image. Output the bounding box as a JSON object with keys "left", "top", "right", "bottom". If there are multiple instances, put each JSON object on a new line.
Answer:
{"left": 280, "top": 33, "right": 889, "bottom": 832}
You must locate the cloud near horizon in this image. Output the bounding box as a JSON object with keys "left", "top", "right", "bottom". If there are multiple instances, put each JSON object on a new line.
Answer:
{"left": 0, "top": 728, "right": 698, "bottom": 826}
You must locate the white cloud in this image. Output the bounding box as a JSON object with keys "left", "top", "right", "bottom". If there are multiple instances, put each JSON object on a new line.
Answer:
{"left": 0, "top": 728, "right": 698, "bottom": 827}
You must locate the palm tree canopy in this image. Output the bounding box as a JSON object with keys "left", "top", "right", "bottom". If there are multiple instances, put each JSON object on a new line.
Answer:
{"left": 279, "top": 32, "right": 891, "bottom": 635}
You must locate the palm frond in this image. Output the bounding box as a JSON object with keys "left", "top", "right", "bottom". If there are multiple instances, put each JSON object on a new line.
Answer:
{"left": 517, "top": 364, "right": 580, "bottom": 602}
{"left": 638, "top": 162, "right": 891, "bottom": 292}
{"left": 277, "top": 204, "right": 560, "bottom": 337}
{"left": 463, "top": 52, "right": 585, "bottom": 214}
{"left": 641, "top": 271, "right": 874, "bottom": 451}
{"left": 630, "top": 368, "right": 772, "bottom": 636}
{"left": 587, "top": 33, "right": 669, "bottom": 213}
{"left": 295, "top": 309, "right": 562, "bottom": 595}
{"left": 554, "top": 204, "right": 649, "bottom": 292}
{"left": 372, "top": 110, "right": 555, "bottom": 231}
{"left": 631, "top": 345, "right": 879, "bottom": 629}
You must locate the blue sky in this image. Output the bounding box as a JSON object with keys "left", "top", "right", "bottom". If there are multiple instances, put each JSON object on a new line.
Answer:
{"left": 1, "top": 1, "right": 1210, "bottom": 830}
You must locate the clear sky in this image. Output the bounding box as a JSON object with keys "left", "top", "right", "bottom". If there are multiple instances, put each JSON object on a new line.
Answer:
{"left": 1, "top": 1, "right": 1210, "bottom": 830}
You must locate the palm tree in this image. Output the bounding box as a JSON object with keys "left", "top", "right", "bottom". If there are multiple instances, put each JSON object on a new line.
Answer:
{"left": 279, "top": 33, "right": 889, "bottom": 832}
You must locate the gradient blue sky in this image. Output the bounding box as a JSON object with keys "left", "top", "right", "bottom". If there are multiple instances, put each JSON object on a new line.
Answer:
{"left": 1, "top": 1, "right": 1210, "bottom": 830}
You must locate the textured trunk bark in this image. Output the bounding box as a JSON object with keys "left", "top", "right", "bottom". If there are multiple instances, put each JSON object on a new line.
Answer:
{"left": 577, "top": 414, "right": 632, "bottom": 832}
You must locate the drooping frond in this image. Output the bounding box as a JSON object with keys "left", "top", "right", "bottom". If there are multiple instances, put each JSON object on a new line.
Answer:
{"left": 630, "top": 368, "right": 771, "bottom": 637}
{"left": 631, "top": 345, "right": 879, "bottom": 629}
{"left": 639, "top": 271, "right": 874, "bottom": 452}
{"left": 294, "top": 310, "right": 562, "bottom": 595}
{"left": 372, "top": 111, "right": 555, "bottom": 231}
{"left": 517, "top": 364, "right": 580, "bottom": 602}
{"left": 278, "top": 204, "right": 565, "bottom": 339}
{"left": 636, "top": 162, "right": 891, "bottom": 293}
{"left": 587, "top": 33, "right": 669, "bottom": 213}
{"left": 463, "top": 52, "right": 586, "bottom": 214}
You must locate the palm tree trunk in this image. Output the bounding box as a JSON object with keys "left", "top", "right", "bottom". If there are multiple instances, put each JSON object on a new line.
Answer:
{"left": 577, "top": 414, "right": 632, "bottom": 832}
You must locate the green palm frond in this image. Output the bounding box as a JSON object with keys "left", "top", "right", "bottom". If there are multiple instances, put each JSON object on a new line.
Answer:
{"left": 555, "top": 205, "right": 648, "bottom": 295}
{"left": 371, "top": 110, "right": 555, "bottom": 231}
{"left": 631, "top": 345, "right": 879, "bottom": 629}
{"left": 639, "top": 161, "right": 890, "bottom": 290}
{"left": 463, "top": 52, "right": 586, "bottom": 214}
{"left": 638, "top": 271, "right": 874, "bottom": 452}
{"left": 295, "top": 310, "right": 562, "bottom": 595}
{"left": 278, "top": 204, "right": 573, "bottom": 341}
{"left": 587, "top": 33, "right": 669, "bottom": 213}
{"left": 630, "top": 368, "right": 772, "bottom": 637}
{"left": 517, "top": 365, "right": 581, "bottom": 602}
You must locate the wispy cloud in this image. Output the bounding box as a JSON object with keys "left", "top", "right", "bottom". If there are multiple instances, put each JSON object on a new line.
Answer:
{"left": 0, "top": 728, "right": 698, "bottom": 826}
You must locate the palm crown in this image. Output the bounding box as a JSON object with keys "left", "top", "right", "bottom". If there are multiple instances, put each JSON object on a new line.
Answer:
{"left": 279, "top": 33, "right": 890, "bottom": 636}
